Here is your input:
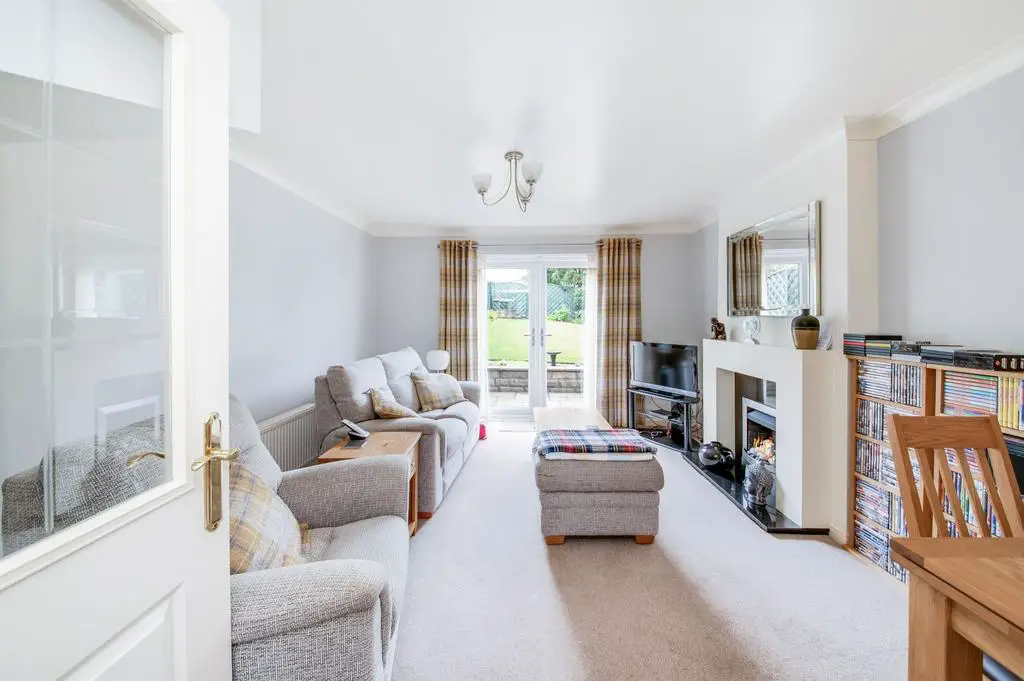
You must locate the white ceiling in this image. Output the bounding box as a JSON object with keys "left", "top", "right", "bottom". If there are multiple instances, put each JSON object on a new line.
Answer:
{"left": 233, "top": 0, "right": 1024, "bottom": 232}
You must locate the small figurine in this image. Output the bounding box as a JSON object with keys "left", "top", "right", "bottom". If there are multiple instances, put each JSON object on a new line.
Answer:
{"left": 710, "top": 317, "right": 726, "bottom": 341}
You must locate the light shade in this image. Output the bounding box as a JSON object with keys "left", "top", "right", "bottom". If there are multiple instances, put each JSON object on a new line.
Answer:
{"left": 521, "top": 161, "right": 544, "bottom": 183}
{"left": 472, "top": 173, "right": 492, "bottom": 193}
{"left": 425, "top": 349, "right": 451, "bottom": 372}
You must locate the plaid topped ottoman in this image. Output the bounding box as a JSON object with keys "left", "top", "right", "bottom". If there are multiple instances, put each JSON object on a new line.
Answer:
{"left": 532, "top": 408, "right": 664, "bottom": 545}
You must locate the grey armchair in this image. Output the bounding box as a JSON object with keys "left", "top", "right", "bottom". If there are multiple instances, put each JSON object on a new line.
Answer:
{"left": 229, "top": 396, "right": 409, "bottom": 681}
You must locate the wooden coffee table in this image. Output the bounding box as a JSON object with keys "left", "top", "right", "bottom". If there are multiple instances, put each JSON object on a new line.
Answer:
{"left": 318, "top": 432, "right": 421, "bottom": 536}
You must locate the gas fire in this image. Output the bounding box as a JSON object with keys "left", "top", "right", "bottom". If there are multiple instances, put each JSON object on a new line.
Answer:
{"left": 750, "top": 435, "right": 776, "bottom": 464}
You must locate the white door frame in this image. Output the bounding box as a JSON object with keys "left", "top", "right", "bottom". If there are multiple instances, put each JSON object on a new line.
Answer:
{"left": 0, "top": 0, "right": 232, "bottom": 678}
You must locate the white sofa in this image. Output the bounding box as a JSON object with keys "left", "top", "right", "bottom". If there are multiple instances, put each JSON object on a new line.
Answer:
{"left": 314, "top": 347, "right": 480, "bottom": 515}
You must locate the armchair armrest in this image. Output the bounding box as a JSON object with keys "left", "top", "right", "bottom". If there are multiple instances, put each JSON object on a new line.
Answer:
{"left": 277, "top": 456, "right": 409, "bottom": 528}
{"left": 459, "top": 381, "right": 481, "bottom": 406}
{"left": 230, "top": 559, "right": 386, "bottom": 645}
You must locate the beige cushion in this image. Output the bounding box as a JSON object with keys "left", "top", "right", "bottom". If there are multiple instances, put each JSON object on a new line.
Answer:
{"left": 228, "top": 464, "right": 305, "bottom": 574}
{"left": 378, "top": 347, "right": 427, "bottom": 411}
{"left": 412, "top": 369, "right": 466, "bottom": 411}
{"left": 326, "top": 357, "right": 388, "bottom": 423}
{"left": 369, "top": 386, "right": 418, "bottom": 419}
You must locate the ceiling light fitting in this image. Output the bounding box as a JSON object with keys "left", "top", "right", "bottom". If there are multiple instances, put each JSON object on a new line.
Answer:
{"left": 472, "top": 150, "right": 543, "bottom": 213}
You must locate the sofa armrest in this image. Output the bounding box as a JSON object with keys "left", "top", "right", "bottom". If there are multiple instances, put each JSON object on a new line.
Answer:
{"left": 459, "top": 381, "right": 481, "bottom": 407}
{"left": 277, "top": 456, "right": 409, "bottom": 528}
{"left": 321, "top": 425, "right": 351, "bottom": 453}
{"left": 231, "top": 559, "right": 386, "bottom": 645}
{"left": 2, "top": 466, "right": 44, "bottom": 541}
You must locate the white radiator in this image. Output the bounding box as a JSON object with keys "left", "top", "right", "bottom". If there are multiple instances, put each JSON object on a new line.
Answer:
{"left": 258, "top": 403, "right": 319, "bottom": 471}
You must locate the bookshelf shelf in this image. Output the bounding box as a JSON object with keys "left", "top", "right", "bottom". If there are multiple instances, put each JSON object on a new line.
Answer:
{"left": 924, "top": 363, "right": 1024, "bottom": 380}
{"left": 854, "top": 471, "right": 898, "bottom": 495}
{"left": 941, "top": 512, "right": 984, "bottom": 536}
{"left": 854, "top": 511, "right": 897, "bottom": 538}
{"left": 845, "top": 547, "right": 897, "bottom": 579}
{"left": 854, "top": 433, "right": 887, "bottom": 447}
{"left": 855, "top": 394, "right": 922, "bottom": 413}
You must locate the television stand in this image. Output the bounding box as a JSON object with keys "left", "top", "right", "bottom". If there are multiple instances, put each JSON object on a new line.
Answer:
{"left": 626, "top": 387, "right": 699, "bottom": 453}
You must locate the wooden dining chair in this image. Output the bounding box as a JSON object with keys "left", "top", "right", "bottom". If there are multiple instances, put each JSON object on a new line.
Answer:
{"left": 887, "top": 414, "right": 1024, "bottom": 540}
{"left": 888, "top": 414, "right": 1024, "bottom": 681}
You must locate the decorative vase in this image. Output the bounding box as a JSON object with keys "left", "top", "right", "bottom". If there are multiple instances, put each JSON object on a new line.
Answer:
{"left": 791, "top": 308, "right": 820, "bottom": 349}
{"left": 697, "top": 441, "right": 734, "bottom": 471}
{"left": 743, "top": 458, "right": 776, "bottom": 507}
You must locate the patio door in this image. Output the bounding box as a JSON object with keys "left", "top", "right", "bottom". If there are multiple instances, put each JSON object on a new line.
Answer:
{"left": 483, "top": 255, "right": 595, "bottom": 419}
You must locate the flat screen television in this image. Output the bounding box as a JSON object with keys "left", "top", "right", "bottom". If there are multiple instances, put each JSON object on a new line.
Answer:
{"left": 629, "top": 341, "right": 699, "bottom": 398}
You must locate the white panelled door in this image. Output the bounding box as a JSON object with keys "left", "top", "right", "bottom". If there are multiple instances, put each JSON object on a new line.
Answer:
{"left": 0, "top": 0, "right": 232, "bottom": 679}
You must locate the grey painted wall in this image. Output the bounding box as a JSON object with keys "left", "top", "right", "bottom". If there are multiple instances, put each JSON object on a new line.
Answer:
{"left": 371, "top": 236, "right": 441, "bottom": 359}
{"left": 696, "top": 222, "right": 719, "bottom": 337}
{"left": 229, "top": 163, "right": 373, "bottom": 421}
{"left": 878, "top": 65, "right": 1024, "bottom": 349}
{"left": 369, "top": 233, "right": 706, "bottom": 357}
{"left": 639, "top": 234, "right": 705, "bottom": 347}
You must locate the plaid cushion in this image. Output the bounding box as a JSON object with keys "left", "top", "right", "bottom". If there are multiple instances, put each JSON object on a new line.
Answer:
{"left": 411, "top": 369, "right": 466, "bottom": 411}
{"left": 228, "top": 463, "right": 305, "bottom": 574}
{"left": 533, "top": 428, "right": 657, "bottom": 461}
{"left": 369, "top": 386, "right": 418, "bottom": 419}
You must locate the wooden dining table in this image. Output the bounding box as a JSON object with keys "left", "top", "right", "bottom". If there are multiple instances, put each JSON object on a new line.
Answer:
{"left": 891, "top": 537, "right": 1024, "bottom": 680}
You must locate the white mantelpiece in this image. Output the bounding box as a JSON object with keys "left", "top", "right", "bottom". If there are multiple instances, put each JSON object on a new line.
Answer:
{"left": 703, "top": 339, "right": 840, "bottom": 528}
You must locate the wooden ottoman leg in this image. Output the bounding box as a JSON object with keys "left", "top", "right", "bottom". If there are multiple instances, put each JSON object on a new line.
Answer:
{"left": 417, "top": 511, "right": 433, "bottom": 520}
{"left": 635, "top": 535, "right": 655, "bottom": 545}
{"left": 544, "top": 535, "right": 566, "bottom": 545}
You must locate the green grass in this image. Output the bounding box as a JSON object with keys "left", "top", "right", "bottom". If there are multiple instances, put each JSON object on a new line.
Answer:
{"left": 487, "top": 317, "right": 584, "bottom": 364}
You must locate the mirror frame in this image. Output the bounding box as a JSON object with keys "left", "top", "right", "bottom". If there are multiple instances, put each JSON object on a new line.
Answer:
{"left": 726, "top": 200, "right": 821, "bottom": 317}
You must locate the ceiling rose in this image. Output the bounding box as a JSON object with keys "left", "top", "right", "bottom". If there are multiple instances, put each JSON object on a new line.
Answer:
{"left": 472, "top": 150, "right": 543, "bottom": 213}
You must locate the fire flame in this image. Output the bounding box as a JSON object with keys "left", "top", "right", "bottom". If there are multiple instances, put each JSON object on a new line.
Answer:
{"left": 750, "top": 435, "right": 776, "bottom": 464}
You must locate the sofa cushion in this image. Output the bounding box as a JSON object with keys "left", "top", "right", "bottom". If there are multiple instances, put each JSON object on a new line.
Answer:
{"left": 432, "top": 417, "right": 468, "bottom": 465}
{"left": 305, "top": 515, "right": 409, "bottom": 638}
{"left": 434, "top": 400, "right": 480, "bottom": 429}
{"left": 378, "top": 347, "right": 427, "bottom": 412}
{"left": 326, "top": 358, "right": 388, "bottom": 423}
{"left": 411, "top": 370, "right": 466, "bottom": 411}
{"left": 369, "top": 386, "right": 418, "bottom": 419}
{"left": 228, "top": 464, "right": 306, "bottom": 574}
{"left": 229, "top": 394, "right": 283, "bottom": 492}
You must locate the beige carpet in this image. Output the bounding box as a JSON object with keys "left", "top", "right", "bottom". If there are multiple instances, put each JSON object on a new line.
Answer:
{"left": 394, "top": 430, "right": 907, "bottom": 681}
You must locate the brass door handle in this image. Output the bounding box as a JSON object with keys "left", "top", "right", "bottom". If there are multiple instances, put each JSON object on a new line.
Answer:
{"left": 198, "top": 412, "right": 237, "bottom": 531}
{"left": 191, "top": 447, "right": 240, "bottom": 471}
{"left": 127, "top": 451, "right": 167, "bottom": 468}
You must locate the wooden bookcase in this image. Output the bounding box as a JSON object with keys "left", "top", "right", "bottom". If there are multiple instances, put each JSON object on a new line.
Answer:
{"left": 846, "top": 357, "right": 933, "bottom": 581}
{"left": 846, "top": 357, "right": 1024, "bottom": 582}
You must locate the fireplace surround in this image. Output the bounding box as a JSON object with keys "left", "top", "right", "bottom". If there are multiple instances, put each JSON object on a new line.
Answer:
{"left": 701, "top": 339, "right": 837, "bottom": 534}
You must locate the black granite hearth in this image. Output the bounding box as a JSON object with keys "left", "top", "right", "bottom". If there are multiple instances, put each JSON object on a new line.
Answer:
{"left": 640, "top": 432, "right": 830, "bottom": 535}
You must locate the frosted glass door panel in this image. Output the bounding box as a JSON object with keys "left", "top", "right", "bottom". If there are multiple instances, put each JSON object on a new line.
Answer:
{"left": 0, "top": 0, "right": 169, "bottom": 559}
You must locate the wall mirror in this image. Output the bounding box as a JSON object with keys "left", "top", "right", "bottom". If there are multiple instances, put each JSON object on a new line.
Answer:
{"left": 727, "top": 201, "right": 821, "bottom": 317}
